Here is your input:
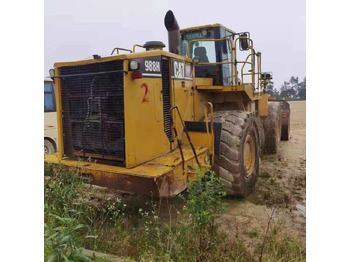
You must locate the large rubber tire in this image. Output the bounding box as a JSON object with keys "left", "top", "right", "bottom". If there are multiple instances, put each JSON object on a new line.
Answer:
{"left": 281, "top": 116, "right": 290, "bottom": 141}
{"left": 44, "top": 139, "right": 55, "bottom": 155}
{"left": 263, "top": 102, "right": 282, "bottom": 153}
{"left": 281, "top": 101, "right": 291, "bottom": 141}
{"left": 213, "top": 111, "right": 261, "bottom": 197}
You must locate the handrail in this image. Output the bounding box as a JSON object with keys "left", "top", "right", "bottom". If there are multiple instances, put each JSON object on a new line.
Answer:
{"left": 133, "top": 44, "right": 144, "bottom": 53}
{"left": 234, "top": 36, "right": 255, "bottom": 87}
{"left": 257, "top": 52, "right": 262, "bottom": 92}
{"left": 110, "top": 47, "right": 132, "bottom": 55}
{"left": 240, "top": 53, "right": 253, "bottom": 84}
{"left": 204, "top": 102, "right": 214, "bottom": 165}
{"left": 187, "top": 38, "right": 235, "bottom": 86}
{"left": 169, "top": 106, "right": 200, "bottom": 167}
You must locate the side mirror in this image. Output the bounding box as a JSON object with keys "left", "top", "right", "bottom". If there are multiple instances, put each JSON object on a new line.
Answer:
{"left": 239, "top": 33, "right": 250, "bottom": 51}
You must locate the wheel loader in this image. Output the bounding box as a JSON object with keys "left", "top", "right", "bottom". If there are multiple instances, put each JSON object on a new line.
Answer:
{"left": 45, "top": 10, "right": 290, "bottom": 197}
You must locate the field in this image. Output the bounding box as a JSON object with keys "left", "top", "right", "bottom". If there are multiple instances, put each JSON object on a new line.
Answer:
{"left": 44, "top": 101, "right": 306, "bottom": 262}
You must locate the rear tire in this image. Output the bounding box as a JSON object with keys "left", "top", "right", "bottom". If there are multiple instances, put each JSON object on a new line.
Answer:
{"left": 281, "top": 101, "right": 290, "bottom": 141}
{"left": 263, "top": 102, "right": 282, "bottom": 153}
{"left": 44, "top": 139, "right": 55, "bottom": 155}
{"left": 213, "top": 111, "right": 261, "bottom": 197}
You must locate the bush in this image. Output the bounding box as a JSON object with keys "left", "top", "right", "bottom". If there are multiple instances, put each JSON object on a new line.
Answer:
{"left": 184, "top": 170, "right": 227, "bottom": 261}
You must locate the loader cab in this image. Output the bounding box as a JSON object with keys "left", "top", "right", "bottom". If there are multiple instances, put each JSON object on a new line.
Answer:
{"left": 180, "top": 24, "right": 236, "bottom": 86}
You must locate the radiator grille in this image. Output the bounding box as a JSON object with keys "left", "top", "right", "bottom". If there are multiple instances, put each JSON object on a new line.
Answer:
{"left": 59, "top": 60, "right": 125, "bottom": 161}
{"left": 161, "top": 59, "right": 173, "bottom": 142}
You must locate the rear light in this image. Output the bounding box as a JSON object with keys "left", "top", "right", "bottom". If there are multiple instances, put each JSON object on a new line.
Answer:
{"left": 132, "top": 71, "right": 142, "bottom": 80}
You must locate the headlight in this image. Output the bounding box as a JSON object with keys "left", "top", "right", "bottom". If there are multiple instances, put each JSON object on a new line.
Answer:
{"left": 49, "top": 69, "right": 55, "bottom": 78}
{"left": 129, "top": 60, "right": 140, "bottom": 70}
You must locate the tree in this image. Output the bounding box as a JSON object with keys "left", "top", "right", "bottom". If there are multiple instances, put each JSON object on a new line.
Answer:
{"left": 280, "top": 80, "right": 296, "bottom": 99}
{"left": 297, "top": 77, "right": 306, "bottom": 100}
{"left": 266, "top": 80, "right": 280, "bottom": 98}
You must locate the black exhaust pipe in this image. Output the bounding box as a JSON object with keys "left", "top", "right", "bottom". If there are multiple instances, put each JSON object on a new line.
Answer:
{"left": 164, "top": 10, "right": 180, "bottom": 54}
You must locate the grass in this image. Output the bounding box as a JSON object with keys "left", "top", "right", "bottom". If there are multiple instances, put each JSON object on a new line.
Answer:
{"left": 44, "top": 163, "right": 305, "bottom": 262}
{"left": 248, "top": 171, "right": 292, "bottom": 208}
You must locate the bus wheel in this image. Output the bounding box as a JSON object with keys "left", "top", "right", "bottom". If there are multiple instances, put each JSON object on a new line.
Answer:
{"left": 44, "top": 139, "right": 55, "bottom": 155}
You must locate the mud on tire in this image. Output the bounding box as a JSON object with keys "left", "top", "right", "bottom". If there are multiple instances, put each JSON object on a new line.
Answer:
{"left": 263, "top": 102, "right": 282, "bottom": 153}
{"left": 213, "top": 111, "right": 261, "bottom": 197}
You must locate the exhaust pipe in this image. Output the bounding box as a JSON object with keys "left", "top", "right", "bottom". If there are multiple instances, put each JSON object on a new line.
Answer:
{"left": 164, "top": 10, "right": 180, "bottom": 54}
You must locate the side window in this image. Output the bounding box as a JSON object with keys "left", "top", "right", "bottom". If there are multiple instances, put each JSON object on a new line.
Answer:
{"left": 44, "top": 81, "right": 56, "bottom": 112}
{"left": 221, "top": 35, "right": 234, "bottom": 86}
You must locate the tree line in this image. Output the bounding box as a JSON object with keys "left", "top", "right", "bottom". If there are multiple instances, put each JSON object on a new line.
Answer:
{"left": 266, "top": 76, "right": 306, "bottom": 100}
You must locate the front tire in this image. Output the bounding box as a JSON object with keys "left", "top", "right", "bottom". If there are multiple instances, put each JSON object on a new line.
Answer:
{"left": 213, "top": 111, "right": 261, "bottom": 197}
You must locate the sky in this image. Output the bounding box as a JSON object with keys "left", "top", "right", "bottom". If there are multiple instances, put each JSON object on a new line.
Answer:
{"left": 44, "top": 0, "right": 305, "bottom": 89}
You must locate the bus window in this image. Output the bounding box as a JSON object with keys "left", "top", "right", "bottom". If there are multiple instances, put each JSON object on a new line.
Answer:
{"left": 44, "top": 81, "right": 56, "bottom": 112}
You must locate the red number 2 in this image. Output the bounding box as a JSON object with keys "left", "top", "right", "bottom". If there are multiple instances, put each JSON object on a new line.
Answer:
{"left": 141, "top": 83, "right": 149, "bottom": 103}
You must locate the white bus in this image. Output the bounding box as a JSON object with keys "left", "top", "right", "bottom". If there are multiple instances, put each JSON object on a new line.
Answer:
{"left": 44, "top": 78, "right": 58, "bottom": 154}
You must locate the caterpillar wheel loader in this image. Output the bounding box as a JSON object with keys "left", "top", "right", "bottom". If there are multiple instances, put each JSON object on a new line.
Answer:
{"left": 45, "top": 10, "right": 290, "bottom": 197}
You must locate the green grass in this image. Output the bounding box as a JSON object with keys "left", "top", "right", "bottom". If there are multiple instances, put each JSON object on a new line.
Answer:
{"left": 44, "top": 162, "right": 305, "bottom": 262}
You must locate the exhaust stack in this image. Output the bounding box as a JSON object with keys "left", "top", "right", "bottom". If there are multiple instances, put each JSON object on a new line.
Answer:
{"left": 164, "top": 10, "right": 180, "bottom": 54}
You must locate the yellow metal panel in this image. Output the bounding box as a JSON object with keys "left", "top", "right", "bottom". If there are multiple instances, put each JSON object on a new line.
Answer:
{"left": 193, "top": 90, "right": 209, "bottom": 121}
{"left": 182, "top": 132, "right": 211, "bottom": 150}
{"left": 194, "top": 77, "right": 213, "bottom": 86}
{"left": 180, "top": 24, "right": 236, "bottom": 34}
{"left": 45, "top": 146, "right": 209, "bottom": 178}
{"left": 123, "top": 60, "right": 170, "bottom": 168}
{"left": 54, "top": 67, "right": 65, "bottom": 160}
{"left": 149, "top": 147, "right": 208, "bottom": 167}
{"left": 44, "top": 154, "right": 172, "bottom": 178}
{"left": 171, "top": 79, "right": 195, "bottom": 143}
{"left": 259, "top": 93, "right": 269, "bottom": 117}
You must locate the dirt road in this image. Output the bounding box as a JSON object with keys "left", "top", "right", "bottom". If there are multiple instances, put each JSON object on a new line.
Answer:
{"left": 219, "top": 100, "right": 306, "bottom": 247}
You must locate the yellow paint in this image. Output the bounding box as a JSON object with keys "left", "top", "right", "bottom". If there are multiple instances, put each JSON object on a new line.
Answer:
{"left": 195, "top": 77, "right": 213, "bottom": 86}
{"left": 48, "top": 23, "right": 272, "bottom": 195}
{"left": 259, "top": 93, "right": 269, "bottom": 117}
{"left": 180, "top": 23, "right": 236, "bottom": 34}
{"left": 45, "top": 145, "right": 209, "bottom": 180}
{"left": 123, "top": 60, "right": 170, "bottom": 168}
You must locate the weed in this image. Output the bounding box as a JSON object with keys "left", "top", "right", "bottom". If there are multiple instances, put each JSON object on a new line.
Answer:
{"left": 44, "top": 213, "right": 93, "bottom": 262}
{"left": 258, "top": 225, "right": 306, "bottom": 262}
{"left": 44, "top": 165, "right": 305, "bottom": 262}
{"left": 249, "top": 171, "right": 291, "bottom": 207}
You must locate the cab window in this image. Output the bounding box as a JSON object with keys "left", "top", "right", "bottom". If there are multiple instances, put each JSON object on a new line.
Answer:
{"left": 190, "top": 41, "right": 217, "bottom": 63}
{"left": 44, "top": 81, "right": 56, "bottom": 112}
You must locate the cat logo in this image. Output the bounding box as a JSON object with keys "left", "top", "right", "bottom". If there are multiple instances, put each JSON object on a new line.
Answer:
{"left": 174, "top": 61, "right": 185, "bottom": 79}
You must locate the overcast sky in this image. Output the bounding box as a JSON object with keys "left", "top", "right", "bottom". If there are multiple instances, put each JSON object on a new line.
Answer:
{"left": 45, "top": 0, "right": 305, "bottom": 89}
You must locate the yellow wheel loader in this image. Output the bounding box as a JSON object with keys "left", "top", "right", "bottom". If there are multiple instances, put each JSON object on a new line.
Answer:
{"left": 45, "top": 10, "right": 290, "bottom": 197}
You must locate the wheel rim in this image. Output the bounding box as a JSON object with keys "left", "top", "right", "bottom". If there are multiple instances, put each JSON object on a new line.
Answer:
{"left": 44, "top": 145, "right": 49, "bottom": 155}
{"left": 243, "top": 133, "right": 256, "bottom": 177}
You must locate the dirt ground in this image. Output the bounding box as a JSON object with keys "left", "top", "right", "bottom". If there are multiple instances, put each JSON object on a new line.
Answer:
{"left": 219, "top": 100, "right": 306, "bottom": 247}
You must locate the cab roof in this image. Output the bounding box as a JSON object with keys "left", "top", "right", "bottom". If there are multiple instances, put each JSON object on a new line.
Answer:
{"left": 180, "top": 24, "right": 236, "bottom": 34}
